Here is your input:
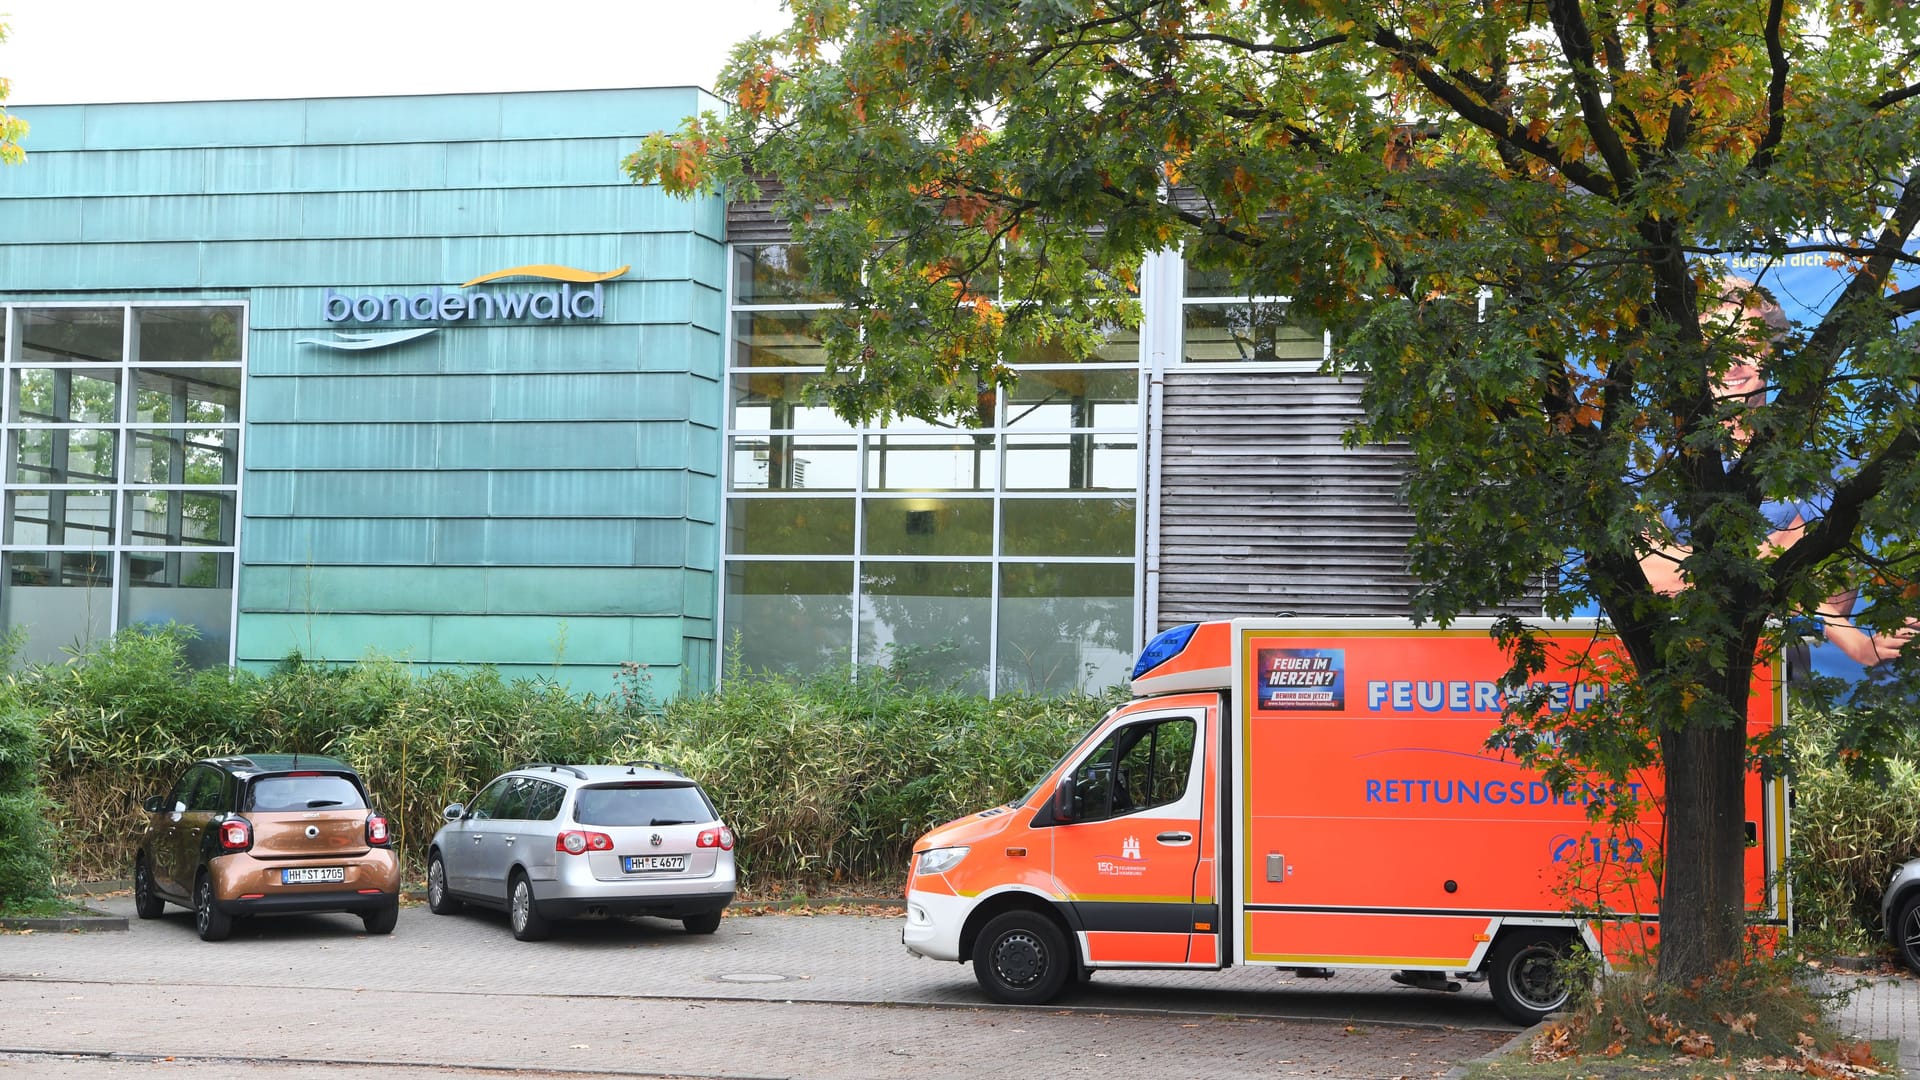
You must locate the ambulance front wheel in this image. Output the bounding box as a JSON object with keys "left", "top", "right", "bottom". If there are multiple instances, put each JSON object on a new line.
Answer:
{"left": 1487, "top": 931, "right": 1580, "bottom": 1025}
{"left": 973, "top": 910, "right": 1073, "bottom": 1005}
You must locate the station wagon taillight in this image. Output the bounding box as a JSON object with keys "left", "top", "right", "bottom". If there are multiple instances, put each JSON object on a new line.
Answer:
{"left": 219, "top": 819, "right": 252, "bottom": 851}
{"left": 366, "top": 815, "right": 391, "bottom": 846}
{"left": 556, "top": 830, "right": 614, "bottom": 855}
{"left": 696, "top": 827, "right": 735, "bottom": 851}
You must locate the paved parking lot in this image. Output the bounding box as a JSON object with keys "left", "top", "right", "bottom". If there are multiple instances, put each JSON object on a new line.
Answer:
{"left": 0, "top": 895, "right": 1522, "bottom": 1079}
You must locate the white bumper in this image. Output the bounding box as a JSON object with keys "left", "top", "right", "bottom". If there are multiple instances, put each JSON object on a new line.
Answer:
{"left": 902, "top": 888, "right": 974, "bottom": 962}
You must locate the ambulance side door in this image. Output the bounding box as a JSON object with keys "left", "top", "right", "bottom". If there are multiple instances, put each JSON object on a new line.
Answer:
{"left": 1044, "top": 706, "right": 1208, "bottom": 966}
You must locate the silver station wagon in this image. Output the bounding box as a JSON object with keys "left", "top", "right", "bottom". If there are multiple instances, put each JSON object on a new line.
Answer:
{"left": 426, "top": 762, "right": 737, "bottom": 941}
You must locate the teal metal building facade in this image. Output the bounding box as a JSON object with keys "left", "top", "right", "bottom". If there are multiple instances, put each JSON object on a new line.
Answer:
{"left": 0, "top": 89, "right": 729, "bottom": 697}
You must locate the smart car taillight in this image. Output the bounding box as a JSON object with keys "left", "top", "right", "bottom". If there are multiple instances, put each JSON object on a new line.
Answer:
{"left": 556, "top": 830, "right": 613, "bottom": 855}
{"left": 365, "top": 815, "right": 390, "bottom": 846}
{"left": 219, "top": 818, "right": 252, "bottom": 851}
{"left": 696, "top": 827, "right": 734, "bottom": 851}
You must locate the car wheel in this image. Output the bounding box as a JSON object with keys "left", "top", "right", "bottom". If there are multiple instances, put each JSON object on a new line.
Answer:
{"left": 1488, "top": 931, "right": 1579, "bottom": 1025}
{"left": 508, "top": 872, "right": 551, "bottom": 941}
{"left": 426, "top": 852, "right": 462, "bottom": 915}
{"left": 971, "top": 910, "right": 1072, "bottom": 1005}
{"left": 1895, "top": 895, "right": 1920, "bottom": 974}
{"left": 193, "top": 873, "right": 232, "bottom": 942}
{"left": 361, "top": 902, "right": 399, "bottom": 935}
{"left": 682, "top": 911, "right": 722, "bottom": 935}
{"left": 132, "top": 855, "right": 165, "bottom": 919}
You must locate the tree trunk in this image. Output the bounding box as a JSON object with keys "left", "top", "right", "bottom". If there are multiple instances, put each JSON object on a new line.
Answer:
{"left": 1655, "top": 719, "right": 1750, "bottom": 984}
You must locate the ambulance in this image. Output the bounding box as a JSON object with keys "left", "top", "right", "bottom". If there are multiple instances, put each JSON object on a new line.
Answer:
{"left": 901, "top": 618, "right": 1788, "bottom": 1024}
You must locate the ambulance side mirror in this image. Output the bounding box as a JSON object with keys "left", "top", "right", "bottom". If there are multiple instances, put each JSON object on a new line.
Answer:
{"left": 1052, "top": 778, "right": 1078, "bottom": 823}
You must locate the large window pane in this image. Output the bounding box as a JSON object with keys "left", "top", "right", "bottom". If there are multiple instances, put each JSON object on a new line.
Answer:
{"left": 132, "top": 366, "right": 242, "bottom": 423}
{"left": 1002, "top": 497, "right": 1135, "bottom": 557}
{"left": 1004, "top": 435, "right": 1136, "bottom": 491}
{"left": 124, "top": 551, "right": 233, "bottom": 668}
{"left": 858, "top": 561, "right": 989, "bottom": 692}
{"left": 129, "top": 428, "right": 239, "bottom": 486}
{"left": 124, "top": 490, "right": 236, "bottom": 546}
{"left": 865, "top": 434, "right": 993, "bottom": 491}
{"left": 726, "top": 497, "right": 855, "bottom": 555}
{"left": 1003, "top": 368, "right": 1138, "bottom": 429}
{"left": 732, "top": 245, "right": 834, "bottom": 305}
{"left": 723, "top": 561, "right": 853, "bottom": 673}
{"left": 730, "top": 434, "right": 858, "bottom": 491}
{"left": 864, "top": 497, "right": 992, "bottom": 556}
{"left": 731, "top": 372, "right": 853, "bottom": 431}
{"left": 4, "top": 489, "right": 113, "bottom": 546}
{"left": 734, "top": 310, "right": 830, "bottom": 368}
{"left": 20, "top": 307, "right": 123, "bottom": 365}
{"left": 9, "top": 427, "right": 118, "bottom": 483}
{"left": 3, "top": 551, "right": 111, "bottom": 664}
{"left": 10, "top": 367, "right": 120, "bottom": 423}
{"left": 135, "top": 307, "right": 242, "bottom": 364}
{"left": 1011, "top": 324, "right": 1140, "bottom": 364}
{"left": 1183, "top": 301, "right": 1325, "bottom": 363}
{"left": 997, "top": 562, "right": 1135, "bottom": 694}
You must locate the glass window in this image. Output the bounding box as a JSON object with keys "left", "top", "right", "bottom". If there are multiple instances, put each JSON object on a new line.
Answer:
{"left": 730, "top": 372, "right": 853, "bottom": 431}
{"left": 1010, "top": 324, "right": 1140, "bottom": 364}
{"left": 491, "top": 778, "right": 534, "bottom": 821}
{"left": 128, "top": 428, "right": 238, "bottom": 486}
{"left": 521, "top": 779, "right": 566, "bottom": 821}
{"left": 185, "top": 766, "right": 229, "bottom": 814}
{"left": 574, "top": 783, "right": 716, "bottom": 827}
{"left": 1064, "top": 717, "right": 1197, "bottom": 822}
{"left": 732, "top": 244, "right": 834, "bottom": 305}
{"left": 729, "top": 434, "right": 858, "bottom": 491}
{"left": 722, "top": 561, "right": 854, "bottom": 673}
{"left": 9, "top": 427, "right": 118, "bottom": 483}
{"left": 4, "top": 489, "right": 113, "bottom": 546}
{"left": 247, "top": 775, "right": 367, "bottom": 812}
{"left": 1183, "top": 301, "right": 1325, "bottom": 363}
{"left": 2, "top": 550, "right": 111, "bottom": 664}
{"left": 998, "top": 563, "right": 1136, "bottom": 694}
{"left": 1003, "top": 435, "right": 1136, "bottom": 491}
{"left": 10, "top": 368, "right": 120, "bottom": 424}
{"left": 135, "top": 307, "right": 242, "bottom": 365}
{"left": 131, "top": 366, "right": 242, "bottom": 424}
{"left": 858, "top": 561, "right": 991, "bottom": 692}
{"left": 726, "top": 497, "right": 855, "bottom": 555}
{"left": 1001, "top": 498, "right": 1135, "bottom": 557}
{"left": 465, "top": 778, "right": 510, "bottom": 820}
{"left": 864, "top": 497, "right": 993, "bottom": 556}
{"left": 865, "top": 434, "right": 993, "bottom": 491}
{"left": 734, "top": 310, "right": 831, "bottom": 368}
{"left": 125, "top": 490, "right": 235, "bottom": 546}
{"left": 1002, "top": 368, "right": 1138, "bottom": 428}
{"left": 20, "top": 307, "right": 123, "bottom": 365}
{"left": 123, "top": 551, "right": 234, "bottom": 669}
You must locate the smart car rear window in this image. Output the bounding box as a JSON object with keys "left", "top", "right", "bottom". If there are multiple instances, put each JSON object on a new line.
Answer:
{"left": 247, "top": 774, "right": 367, "bottom": 812}
{"left": 573, "top": 783, "right": 714, "bottom": 827}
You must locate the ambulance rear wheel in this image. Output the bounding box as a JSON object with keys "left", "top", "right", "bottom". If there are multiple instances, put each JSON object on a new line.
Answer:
{"left": 973, "top": 910, "right": 1072, "bottom": 1005}
{"left": 1488, "top": 931, "right": 1579, "bottom": 1025}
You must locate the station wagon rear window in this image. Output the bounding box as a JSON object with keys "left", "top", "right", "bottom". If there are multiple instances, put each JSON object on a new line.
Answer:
{"left": 573, "top": 783, "right": 715, "bottom": 827}
{"left": 246, "top": 774, "right": 367, "bottom": 812}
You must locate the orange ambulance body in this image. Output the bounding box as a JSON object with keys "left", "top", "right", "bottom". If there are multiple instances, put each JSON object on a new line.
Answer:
{"left": 901, "top": 618, "right": 1788, "bottom": 1024}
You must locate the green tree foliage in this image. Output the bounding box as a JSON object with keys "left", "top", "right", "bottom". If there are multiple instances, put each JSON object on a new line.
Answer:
{"left": 0, "top": 19, "right": 26, "bottom": 165}
{"left": 627, "top": 0, "right": 1920, "bottom": 984}
{"left": 0, "top": 632, "right": 55, "bottom": 905}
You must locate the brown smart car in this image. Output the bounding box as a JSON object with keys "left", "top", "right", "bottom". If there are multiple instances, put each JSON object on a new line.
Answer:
{"left": 132, "top": 755, "right": 401, "bottom": 940}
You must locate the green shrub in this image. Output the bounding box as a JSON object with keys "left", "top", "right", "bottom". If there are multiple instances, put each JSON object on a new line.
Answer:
{"left": 0, "top": 645, "right": 57, "bottom": 904}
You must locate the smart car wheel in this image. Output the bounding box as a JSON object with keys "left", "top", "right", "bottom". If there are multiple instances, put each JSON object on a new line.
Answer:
{"left": 426, "top": 851, "right": 462, "bottom": 915}
{"left": 1488, "top": 931, "right": 1579, "bottom": 1025}
{"left": 361, "top": 901, "right": 399, "bottom": 935}
{"left": 132, "top": 855, "right": 165, "bottom": 919}
{"left": 508, "top": 872, "right": 550, "bottom": 941}
{"left": 972, "top": 910, "right": 1072, "bottom": 1005}
{"left": 193, "top": 873, "right": 232, "bottom": 942}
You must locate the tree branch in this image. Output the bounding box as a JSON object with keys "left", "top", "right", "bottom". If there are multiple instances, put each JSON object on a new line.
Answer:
{"left": 1545, "top": 0, "right": 1640, "bottom": 187}
{"left": 1744, "top": 0, "right": 1791, "bottom": 176}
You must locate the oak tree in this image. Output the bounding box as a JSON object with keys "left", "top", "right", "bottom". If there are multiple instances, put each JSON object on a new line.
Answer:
{"left": 628, "top": 0, "right": 1920, "bottom": 984}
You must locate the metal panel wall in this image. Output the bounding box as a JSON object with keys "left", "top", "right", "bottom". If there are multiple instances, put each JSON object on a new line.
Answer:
{"left": 0, "top": 89, "right": 729, "bottom": 694}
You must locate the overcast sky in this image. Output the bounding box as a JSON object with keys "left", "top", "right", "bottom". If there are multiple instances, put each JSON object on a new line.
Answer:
{"left": 0, "top": 0, "right": 792, "bottom": 105}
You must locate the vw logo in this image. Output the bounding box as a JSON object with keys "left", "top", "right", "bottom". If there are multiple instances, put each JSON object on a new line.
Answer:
{"left": 304, "top": 825, "right": 320, "bottom": 838}
{"left": 650, "top": 833, "right": 663, "bottom": 847}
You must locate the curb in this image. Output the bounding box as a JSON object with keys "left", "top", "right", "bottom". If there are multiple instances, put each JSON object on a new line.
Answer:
{"left": 0, "top": 907, "right": 129, "bottom": 933}
{"left": 1440, "top": 1018, "right": 1549, "bottom": 1080}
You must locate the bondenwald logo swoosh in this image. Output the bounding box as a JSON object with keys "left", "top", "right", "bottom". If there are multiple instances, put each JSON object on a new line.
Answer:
{"left": 295, "top": 328, "right": 442, "bottom": 351}
{"left": 460, "top": 264, "right": 630, "bottom": 287}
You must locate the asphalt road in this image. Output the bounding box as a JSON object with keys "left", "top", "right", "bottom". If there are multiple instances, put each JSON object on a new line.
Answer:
{"left": 0, "top": 894, "right": 1527, "bottom": 1079}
